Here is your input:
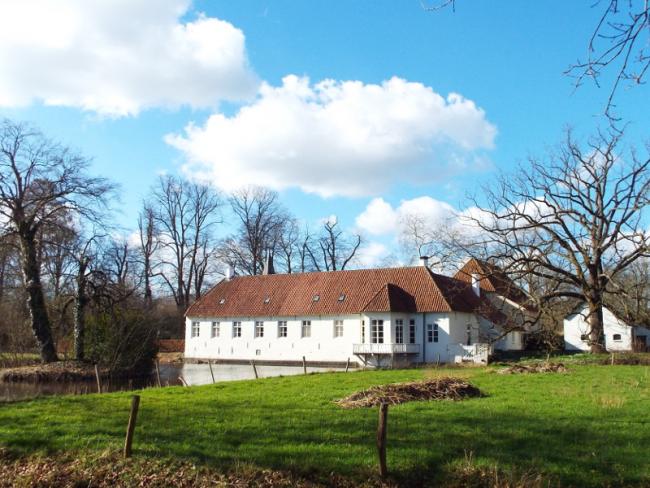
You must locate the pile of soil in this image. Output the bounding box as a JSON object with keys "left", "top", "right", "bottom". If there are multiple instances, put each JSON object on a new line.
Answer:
{"left": 0, "top": 361, "right": 109, "bottom": 383}
{"left": 497, "top": 363, "right": 567, "bottom": 375}
{"left": 336, "top": 377, "right": 482, "bottom": 409}
{"left": 0, "top": 450, "right": 395, "bottom": 488}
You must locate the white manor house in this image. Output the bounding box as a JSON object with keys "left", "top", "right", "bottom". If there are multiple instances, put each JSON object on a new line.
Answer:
{"left": 184, "top": 258, "right": 532, "bottom": 367}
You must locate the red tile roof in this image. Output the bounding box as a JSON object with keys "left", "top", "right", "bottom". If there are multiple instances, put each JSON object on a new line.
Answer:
{"left": 186, "top": 266, "right": 482, "bottom": 318}
{"left": 454, "top": 258, "right": 530, "bottom": 306}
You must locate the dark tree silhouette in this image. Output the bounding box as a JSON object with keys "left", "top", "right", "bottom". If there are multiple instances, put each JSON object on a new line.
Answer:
{"left": 0, "top": 120, "right": 114, "bottom": 362}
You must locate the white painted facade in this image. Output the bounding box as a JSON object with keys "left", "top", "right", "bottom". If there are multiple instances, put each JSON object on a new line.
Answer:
{"left": 564, "top": 304, "right": 650, "bottom": 352}
{"left": 184, "top": 310, "right": 484, "bottom": 365}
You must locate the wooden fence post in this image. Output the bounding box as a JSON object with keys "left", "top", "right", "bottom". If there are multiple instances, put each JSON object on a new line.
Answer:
{"left": 124, "top": 395, "right": 140, "bottom": 458}
{"left": 377, "top": 402, "right": 388, "bottom": 477}
{"left": 302, "top": 356, "right": 307, "bottom": 375}
{"left": 345, "top": 357, "right": 350, "bottom": 372}
{"left": 209, "top": 360, "right": 216, "bottom": 383}
{"left": 155, "top": 360, "right": 162, "bottom": 388}
{"left": 94, "top": 364, "right": 102, "bottom": 394}
{"left": 250, "top": 360, "right": 259, "bottom": 379}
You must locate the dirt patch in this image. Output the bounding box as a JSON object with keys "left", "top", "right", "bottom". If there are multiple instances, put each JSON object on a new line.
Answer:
{"left": 497, "top": 363, "right": 567, "bottom": 375}
{"left": 336, "top": 377, "right": 482, "bottom": 409}
{"left": 0, "top": 450, "right": 395, "bottom": 488}
{"left": 0, "top": 361, "right": 110, "bottom": 383}
{"left": 599, "top": 354, "right": 650, "bottom": 366}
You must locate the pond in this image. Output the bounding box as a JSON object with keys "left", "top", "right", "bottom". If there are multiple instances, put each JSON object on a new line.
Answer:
{"left": 0, "top": 363, "right": 345, "bottom": 402}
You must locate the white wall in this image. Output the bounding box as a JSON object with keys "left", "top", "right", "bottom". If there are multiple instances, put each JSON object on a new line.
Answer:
{"left": 185, "top": 314, "right": 365, "bottom": 363}
{"left": 564, "top": 306, "right": 634, "bottom": 352}
{"left": 185, "top": 310, "right": 487, "bottom": 364}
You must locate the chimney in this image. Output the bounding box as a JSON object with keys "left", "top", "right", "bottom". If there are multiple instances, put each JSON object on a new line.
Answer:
{"left": 225, "top": 265, "right": 235, "bottom": 281}
{"left": 419, "top": 255, "right": 429, "bottom": 268}
{"left": 471, "top": 273, "right": 481, "bottom": 297}
{"left": 263, "top": 251, "right": 275, "bottom": 275}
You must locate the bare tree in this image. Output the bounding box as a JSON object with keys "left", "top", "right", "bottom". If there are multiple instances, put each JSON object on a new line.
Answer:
{"left": 463, "top": 130, "right": 649, "bottom": 352}
{"left": 0, "top": 120, "right": 114, "bottom": 362}
{"left": 316, "top": 217, "right": 362, "bottom": 271}
{"left": 605, "top": 258, "right": 650, "bottom": 328}
{"left": 221, "top": 187, "right": 286, "bottom": 275}
{"left": 137, "top": 204, "right": 157, "bottom": 309}
{"left": 71, "top": 237, "right": 95, "bottom": 361}
{"left": 398, "top": 212, "right": 464, "bottom": 272}
{"left": 566, "top": 1, "right": 650, "bottom": 119}
{"left": 424, "top": 1, "right": 649, "bottom": 118}
{"left": 150, "top": 175, "right": 221, "bottom": 312}
{"left": 276, "top": 218, "right": 300, "bottom": 273}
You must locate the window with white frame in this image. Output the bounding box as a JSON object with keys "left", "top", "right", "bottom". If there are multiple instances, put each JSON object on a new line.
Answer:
{"left": 191, "top": 321, "right": 200, "bottom": 338}
{"left": 278, "top": 321, "right": 288, "bottom": 338}
{"left": 466, "top": 323, "right": 472, "bottom": 346}
{"left": 361, "top": 320, "right": 365, "bottom": 342}
{"left": 613, "top": 333, "right": 622, "bottom": 341}
{"left": 334, "top": 320, "right": 344, "bottom": 338}
{"left": 580, "top": 334, "right": 589, "bottom": 342}
{"left": 371, "top": 319, "right": 384, "bottom": 344}
{"left": 301, "top": 320, "right": 311, "bottom": 338}
{"left": 255, "top": 321, "right": 264, "bottom": 338}
{"left": 409, "top": 319, "right": 416, "bottom": 344}
{"left": 211, "top": 321, "right": 220, "bottom": 338}
{"left": 233, "top": 321, "right": 242, "bottom": 338}
{"left": 427, "top": 323, "right": 439, "bottom": 343}
{"left": 395, "top": 319, "right": 404, "bottom": 344}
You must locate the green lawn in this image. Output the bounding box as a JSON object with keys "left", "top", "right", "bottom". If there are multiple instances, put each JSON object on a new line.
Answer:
{"left": 1, "top": 365, "right": 649, "bottom": 486}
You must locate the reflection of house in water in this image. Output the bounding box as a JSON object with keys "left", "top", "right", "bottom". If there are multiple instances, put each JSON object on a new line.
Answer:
{"left": 185, "top": 256, "right": 531, "bottom": 367}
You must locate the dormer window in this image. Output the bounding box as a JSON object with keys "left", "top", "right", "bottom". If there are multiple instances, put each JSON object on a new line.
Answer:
{"left": 312, "top": 294, "right": 320, "bottom": 302}
{"left": 219, "top": 298, "right": 226, "bottom": 305}
{"left": 338, "top": 293, "right": 346, "bottom": 302}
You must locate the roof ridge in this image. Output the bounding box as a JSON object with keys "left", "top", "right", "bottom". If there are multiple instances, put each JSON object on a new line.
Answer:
{"left": 228, "top": 265, "right": 428, "bottom": 280}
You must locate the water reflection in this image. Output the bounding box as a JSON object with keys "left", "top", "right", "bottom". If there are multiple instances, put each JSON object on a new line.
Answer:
{"left": 1, "top": 363, "right": 344, "bottom": 402}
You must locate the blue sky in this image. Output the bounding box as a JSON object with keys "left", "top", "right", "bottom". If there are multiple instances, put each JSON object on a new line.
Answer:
{"left": 0, "top": 1, "right": 648, "bottom": 266}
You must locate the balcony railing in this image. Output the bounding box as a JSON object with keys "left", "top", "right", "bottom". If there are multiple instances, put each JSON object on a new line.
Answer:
{"left": 353, "top": 343, "right": 420, "bottom": 355}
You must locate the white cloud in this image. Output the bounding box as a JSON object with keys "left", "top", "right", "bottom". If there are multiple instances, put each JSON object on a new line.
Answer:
{"left": 0, "top": 0, "right": 257, "bottom": 116}
{"left": 168, "top": 75, "right": 497, "bottom": 197}
{"left": 356, "top": 241, "right": 390, "bottom": 268}
{"left": 355, "top": 198, "right": 399, "bottom": 236}
{"left": 356, "top": 196, "right": 457, "bottom": 236}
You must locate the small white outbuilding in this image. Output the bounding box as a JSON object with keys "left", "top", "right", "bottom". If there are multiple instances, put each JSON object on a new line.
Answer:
{"left": 564, "top": 303, "right": 650, "bottom": 352}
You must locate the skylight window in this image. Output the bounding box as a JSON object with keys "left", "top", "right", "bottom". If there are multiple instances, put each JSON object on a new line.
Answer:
{"left": 264, "top": 296, "right": 270, "bottom": 304}
{"left": 338, "top": 293, "right": 346, "bottom": 302}
{"left": 219, "top": 298, "right": 226, "bottom": 305}
{"left": 312, "top": 294, "right": 320, "bottom": 302}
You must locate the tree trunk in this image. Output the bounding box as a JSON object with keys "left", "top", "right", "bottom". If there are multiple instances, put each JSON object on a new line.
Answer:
{"left": 0, "top": 250, "right": 6, "bottom": 302}
{"left": 19, "top": 232, "right": 58, "bottom": 363}
{"left": 588, "top": 300, "right": 605, "bottom": 353}
{"left": 144, "top": 277, "right": 152, "bottom": 310}
{"left": 74, "top": 258, "right": 89, "bottom": 361}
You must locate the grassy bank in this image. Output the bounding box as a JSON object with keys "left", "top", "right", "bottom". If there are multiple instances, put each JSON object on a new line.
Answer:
{"left": 1, "top": 364, "right": 649, "bottom": 486}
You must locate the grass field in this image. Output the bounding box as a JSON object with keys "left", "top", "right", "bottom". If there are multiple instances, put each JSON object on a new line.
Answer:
{"left": 1, "top": 363, "right": 649, "bottom": 486}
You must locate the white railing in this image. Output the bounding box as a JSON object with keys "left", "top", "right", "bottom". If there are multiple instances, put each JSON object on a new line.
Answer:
{"left": 454, "top": 343, "right": 489, "bottom": 364}
{"left": 353, "top": 343, "right": 420, "bottom": 354}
